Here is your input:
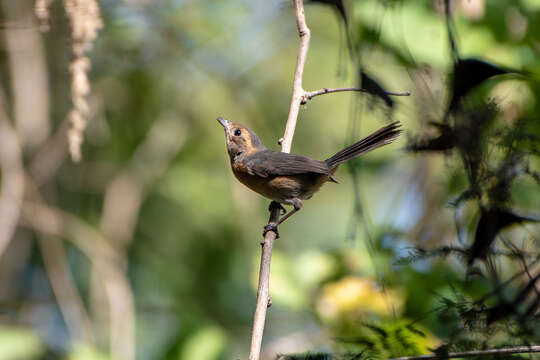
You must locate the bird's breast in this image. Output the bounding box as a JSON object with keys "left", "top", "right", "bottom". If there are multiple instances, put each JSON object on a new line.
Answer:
{"left": 232, "top": 164, "right": 287, "bottom": 201}
{"left": 231, "top": 161, "right": 330, "bottom": 203}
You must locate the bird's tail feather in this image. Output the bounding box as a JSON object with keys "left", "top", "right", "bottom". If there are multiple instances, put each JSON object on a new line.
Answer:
{"left": 325, "top": 121, "right": 402, "bottom": 168}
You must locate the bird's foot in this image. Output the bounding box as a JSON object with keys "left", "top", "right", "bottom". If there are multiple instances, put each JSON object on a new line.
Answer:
{"left": 263, "top": 222, "right": 279, "bottom": 239}
{"left": 268, "top": 201, "right": 287, "bottom": 215}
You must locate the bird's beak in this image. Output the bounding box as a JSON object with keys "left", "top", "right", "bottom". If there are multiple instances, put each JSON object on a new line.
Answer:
{"left": 217, "top": 117, "right": 229, "bottom": 130}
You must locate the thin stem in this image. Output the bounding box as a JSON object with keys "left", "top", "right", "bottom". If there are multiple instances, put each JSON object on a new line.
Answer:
{"left": 0, "top": 88, "right": 24, "bottom": 259}
{"left": 281, "top": 0, "right": 310, "bottom": 154}
{"left": 38, "top": 234, "right": 96, "bottom": 343}
{"left": 248, "top": 207, "right": 281, "bottom": 360}
{"left": 389, "top": 345, "right": 540, "bottom": 360}
{"left": 303, "top": 87, "right": 410, "bottom": 104}
{"left": 247, "top": 1, "right": 311, "bottom": 359}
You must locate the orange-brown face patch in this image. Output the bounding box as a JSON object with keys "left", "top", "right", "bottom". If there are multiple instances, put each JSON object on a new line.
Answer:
{"left": 242, "top": 131, "right": 258, "bottom": 155}
{"left": 229, "top": 123, "right": 262, "bottom": 154}
{"left": 228, "top": 123, "right": 257, "bottom": 155}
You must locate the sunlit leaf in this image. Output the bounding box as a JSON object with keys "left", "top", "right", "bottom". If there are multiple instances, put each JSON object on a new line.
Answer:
{"left": 177, "top": 326, "right": 226, "bottom": 360}
{"left": 68, "top": 344, "right": 111, "bottom": 360}
{"left": 0, "top": 327, "right": 43, "bottom": 360}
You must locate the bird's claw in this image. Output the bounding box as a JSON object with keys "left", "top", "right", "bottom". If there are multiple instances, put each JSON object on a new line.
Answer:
{"left": 268, "top": 201, "right": 287, "bottom": 215}
{"left": 263, "top": 223, "right": 279, "bottom": 238}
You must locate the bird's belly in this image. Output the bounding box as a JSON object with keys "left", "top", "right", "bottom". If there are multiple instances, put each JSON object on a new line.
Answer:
{"left": 233, "top": 171, "right": 329, "bottom": 203}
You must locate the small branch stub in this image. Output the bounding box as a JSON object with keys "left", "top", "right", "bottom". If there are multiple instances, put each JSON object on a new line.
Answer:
{"left": 301, "top": 86, "right": 411, "bottom": 104}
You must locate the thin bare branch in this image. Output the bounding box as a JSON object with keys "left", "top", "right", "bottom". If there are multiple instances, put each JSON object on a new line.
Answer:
{"left": 38, "top": 234, "right": 96, "bottom": 343}
{"left": 389, "top": 345, "right": 540, "bottom": 360}
{"left": 248, "top": 207, "right": 281, "bottom": 360}
{"left": 24, "top": 178, "right": 96, "bottom": 344}
{"left": 21, "top": 201, "right": 135, "bottom": 360}
{"left": 3, "top": 0, "right": 51, "bottom": 148}
{"left": 280, "top": 0, "right": 311, "bottom": 154}
{"left": 302, "top": 87, "right": 411, "bottom": 104}
{"left": 0, "top": 89, "right": 24, "bottom": 259}
{"left": 248, "top": 1, "right": 311, "bottom": 359}
{"left": 28, "top": 118, "right": 70, "bottom": 187}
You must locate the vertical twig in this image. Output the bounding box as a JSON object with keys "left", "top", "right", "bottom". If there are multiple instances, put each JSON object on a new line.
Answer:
{"left": 247, "top": 1, "right": 311, "bottom": 359}
{"left": 3, "top": 0, "right": 51, "bottom": 148}
{"left": 38, "top": 234, "right": 96, "bottom": 343}
{"left": 0, "top": 89, "right": 24, "bottom": 259}
{"left": 248, "top": 208, "right": 280, "bottom": 360}
{"left": 281, "top": 0, "right": 311, "bottom": 154}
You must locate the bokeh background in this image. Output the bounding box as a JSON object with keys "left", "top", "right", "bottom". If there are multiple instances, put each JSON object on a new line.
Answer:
{"left": 0, "top": 0, "right": 539, "bottom": 359}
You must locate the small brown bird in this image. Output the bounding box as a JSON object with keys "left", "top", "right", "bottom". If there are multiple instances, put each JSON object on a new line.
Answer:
{"left": 218, "top": 117, "right": 402, "bottom": 236}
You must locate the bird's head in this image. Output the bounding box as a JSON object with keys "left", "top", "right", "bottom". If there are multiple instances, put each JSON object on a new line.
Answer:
{"left": 217, "top": 117, "right": 265, "bottom": 160}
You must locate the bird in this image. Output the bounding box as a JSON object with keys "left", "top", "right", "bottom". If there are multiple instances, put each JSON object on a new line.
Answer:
{"left": 217, "top": 117, "right": 402, "bottom": 236}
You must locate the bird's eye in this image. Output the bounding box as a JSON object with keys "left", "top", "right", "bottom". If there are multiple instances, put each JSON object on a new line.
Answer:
{"left": 234, "top": 129, "right": 242, "bottom": 136}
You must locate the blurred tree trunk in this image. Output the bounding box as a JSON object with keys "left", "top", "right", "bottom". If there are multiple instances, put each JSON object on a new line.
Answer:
{"left": 2, "top": 0, "right": 50, "bottom": 149}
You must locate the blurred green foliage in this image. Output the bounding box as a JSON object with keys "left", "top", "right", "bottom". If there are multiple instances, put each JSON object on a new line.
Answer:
{"left": 0, "top": 0, "right": 538, "bottom": 359}
{"left": 0, "top": 326, "right": 44, "bottom": 360}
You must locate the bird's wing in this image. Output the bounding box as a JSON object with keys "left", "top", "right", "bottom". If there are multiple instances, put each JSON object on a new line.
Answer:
{"left": 245, "top": 150, "right": 330, "bottom": 178}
